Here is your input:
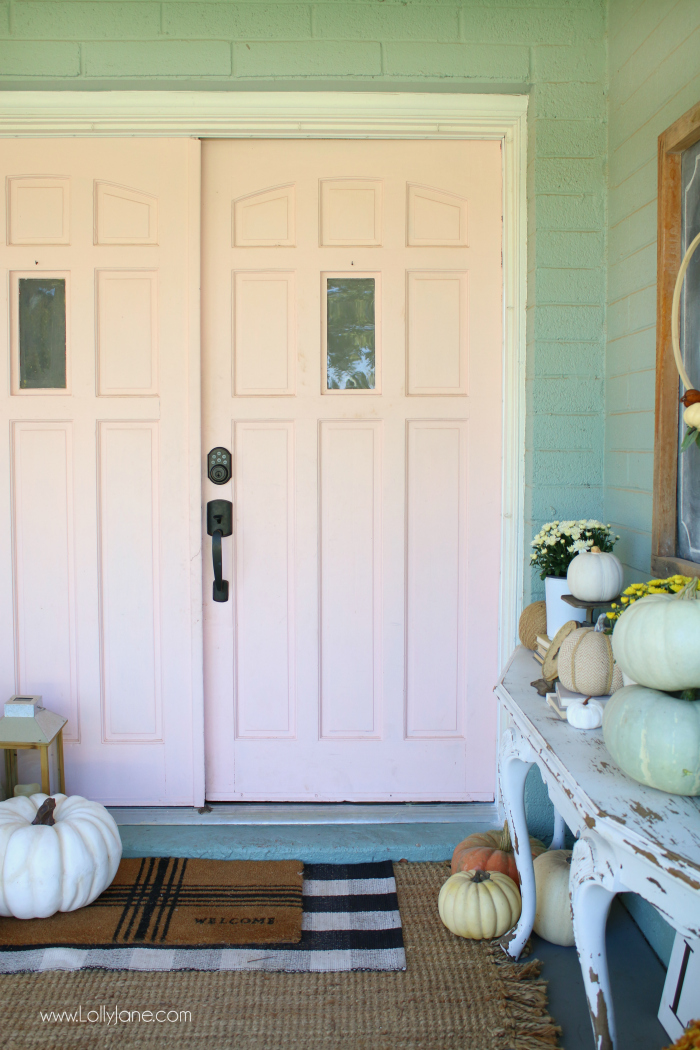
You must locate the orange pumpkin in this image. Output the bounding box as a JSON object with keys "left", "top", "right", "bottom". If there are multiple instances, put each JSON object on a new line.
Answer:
{"left": 451, "top": 822, "right": 546, "bottom": 886}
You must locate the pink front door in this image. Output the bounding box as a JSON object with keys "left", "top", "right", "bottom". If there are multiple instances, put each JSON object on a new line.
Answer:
{"left": 202, "top": 138, "right": 503, "bottom": 801}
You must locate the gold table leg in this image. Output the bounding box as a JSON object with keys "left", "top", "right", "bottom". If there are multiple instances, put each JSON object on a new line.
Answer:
{"left": 39, "top": 745, "right": 51, "bottom": 795}
{"left": 57, "top": 729, "right": 65, "bottom": 793}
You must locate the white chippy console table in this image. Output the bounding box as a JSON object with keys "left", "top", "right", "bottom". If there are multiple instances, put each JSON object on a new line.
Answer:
{"left": 496, "top": 646, "right": 700, "bottom": 1050}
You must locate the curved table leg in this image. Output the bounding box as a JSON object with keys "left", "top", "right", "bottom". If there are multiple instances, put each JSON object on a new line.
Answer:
{"left": 499, "top": 727, "right": 535, "bottom": 960}
{"left": 571, "top": 836, "right": 619, "bottom": 1050}
{"left": 550, "top": 807, "right": 566, "bottom": 850}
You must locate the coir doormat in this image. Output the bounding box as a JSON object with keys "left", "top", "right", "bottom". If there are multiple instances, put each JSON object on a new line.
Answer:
{"left": 0, "top": 861, "right": 405, "bottom": 974}
{"left": 0, "top": 858, "right": 303, "bottom": 950}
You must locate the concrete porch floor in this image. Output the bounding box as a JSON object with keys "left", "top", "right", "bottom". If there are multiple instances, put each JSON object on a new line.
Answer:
{"left": 109, "top": 806, "right": 673, "bottom": 1050}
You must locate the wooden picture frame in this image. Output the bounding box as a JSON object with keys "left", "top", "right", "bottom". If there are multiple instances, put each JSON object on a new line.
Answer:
{"left": 653, "top": 100, "right": 700, "bottom": 577}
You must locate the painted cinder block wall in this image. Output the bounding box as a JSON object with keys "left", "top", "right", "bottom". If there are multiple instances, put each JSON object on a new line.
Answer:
{"left": 605, "top": 0, "right": 700, "bottom": 579}
{"left": 604, "top": 0, "right": 700, "bottom": 967}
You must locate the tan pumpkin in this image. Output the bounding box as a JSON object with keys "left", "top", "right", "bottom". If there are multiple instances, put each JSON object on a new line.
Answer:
{"left": 557, "top": 626, "right": 623, "bottom": 697}
{"left": 518, "top": 601, "right": 547, "bottom": 651}
{"left": 451, "top": 822, "right": 546, "bottom": 886}
{"left": 438, "top": 869, "right": 522, "bottom": 940}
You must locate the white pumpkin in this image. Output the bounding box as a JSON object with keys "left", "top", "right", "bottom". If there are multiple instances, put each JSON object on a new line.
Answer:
{"left": 533, "top": 850, "right": 574, "bottom": 946}
{"left": 438, "top": 869, "right": 521, "bottom": 940}
{"left": 0, "top": 793, "right": 122, "bottom": 919}
{"left": 566, "top": 697, "right": 604, "bottom": 729}
{"left": 567, "top": 546, "right": 624, "bottom": 603}
{"left": 684, "top": 403, "right": 700, "bottom": 429}
{"left": 612, "top": 579, "right": 700, "bottom": 691}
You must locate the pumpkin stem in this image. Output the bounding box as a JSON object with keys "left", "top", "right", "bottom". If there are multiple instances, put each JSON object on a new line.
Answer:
{"left": 675, "top": 577, "right": 700, "bottom": 601}
{"left": 591, "top": 546, "right": 601, "bottom": 554}
{"left": 470, "top": 869, "right": 491, "bottom": 884}
{"left": 499, "top": 820, "right": 512, "bottom": 853}
{"left": 31, "top": 797, "right": 56, "bottom": 826}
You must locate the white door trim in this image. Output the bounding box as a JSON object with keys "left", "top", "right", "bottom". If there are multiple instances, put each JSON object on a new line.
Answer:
{"left": 0, "top": 90, "right": 528, "bottom": 802}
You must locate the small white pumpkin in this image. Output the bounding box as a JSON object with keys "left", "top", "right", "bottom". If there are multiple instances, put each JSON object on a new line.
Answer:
{"left": 567, "top": 546, "right": 624, "bottom": 603}
{"left": 684, "top": 403, "right": 700, "bottom": 429}
{"left": 533, "top": 850, "right": 574, "bottom": 946}
{"left": 612, "top": 578, "right": 700, "bottom": 691}
{"left": 0, "top": 793, "right": 122, "bottom": 919}
{"left": 438, "top": 869, "right": 521, "bottom": 940}
{"left": 566, "top": 697, "right": 604, "bottom": 729}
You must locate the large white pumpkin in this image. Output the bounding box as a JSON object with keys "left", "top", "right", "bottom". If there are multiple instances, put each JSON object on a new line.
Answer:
{"left": 438, "top": 869, "right": 521, "bottom": 940}
{"left": 611, "top": 582, "right": 700, "bottom": 691}
{"left": 567, "top": 547, "right": 623, "bottom": 603}
{"left": 533, "top": 850, "right": 574, "bottom": 946}
{"left": 0, "top": 793, "right": 122, "bottom": 919}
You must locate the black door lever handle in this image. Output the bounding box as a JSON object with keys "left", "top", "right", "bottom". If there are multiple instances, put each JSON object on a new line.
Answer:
{"left": 207, "top": 499, "right": 233, "bottom": 603}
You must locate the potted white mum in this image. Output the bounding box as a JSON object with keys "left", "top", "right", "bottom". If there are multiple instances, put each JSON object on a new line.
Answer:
{"left": 530, "top": 520, "right": 620, "bottom": 636}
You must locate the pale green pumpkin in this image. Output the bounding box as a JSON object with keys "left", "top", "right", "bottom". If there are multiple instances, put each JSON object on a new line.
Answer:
{"left": 602, "top": 685, "right": 700, "bottom": 796}
{"left": 611, "top": 579, "right": 700, "bottom": 691}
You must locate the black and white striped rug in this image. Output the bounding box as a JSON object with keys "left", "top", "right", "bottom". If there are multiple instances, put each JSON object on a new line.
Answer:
{"left": 0, "top": 861, "right": 406, "bottom": 973}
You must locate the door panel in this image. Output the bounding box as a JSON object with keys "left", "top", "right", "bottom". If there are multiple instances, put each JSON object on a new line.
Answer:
{"left": 0, "top": 140, "right": 199, "bottom": 805}
{"left": 202, "top": 139, "right": 502, "bottom": 801}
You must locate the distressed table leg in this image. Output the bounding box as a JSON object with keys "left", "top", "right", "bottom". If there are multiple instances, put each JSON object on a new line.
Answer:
{"left": 571, "top": 836, "right": 619, "bottom": 1050}
{"left": 499, "top": 727, "right": 535, "bottom": 960}
{"left": 550, "top": 807, "right": 566, "bottom": 850}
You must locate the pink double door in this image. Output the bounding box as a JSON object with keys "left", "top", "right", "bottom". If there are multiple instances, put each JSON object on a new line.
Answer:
{"left": 201, "top": 139, "right": 503, "bottom": 802}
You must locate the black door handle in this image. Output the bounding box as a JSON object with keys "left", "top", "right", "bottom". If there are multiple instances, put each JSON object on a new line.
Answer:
{"left": 207, "top": 499, "right": 233, "bottom": 603}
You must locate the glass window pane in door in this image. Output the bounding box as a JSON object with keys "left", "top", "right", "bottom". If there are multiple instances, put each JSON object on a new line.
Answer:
{"left": 18, "top": 278, "right": 66, "bottom": 389}
{"left": 326, "top": 277, "right": 375, "bottom": 390}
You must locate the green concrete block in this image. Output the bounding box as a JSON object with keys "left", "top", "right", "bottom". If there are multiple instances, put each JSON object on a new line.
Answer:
{"left": 612, "top": 2, "right": 700, "bottom": 110}
{"left": 607, "top": 285, "right": 656, "bottom": 342}
{"left": 234, "top": 39, "right": 381, "bottom": 76}
{"left": 0, "top": 6, "right": 9, "bottom": 33}
{"left": 534, "top": 119, "right": 607, "bottom": 159}
{"left": 530, "top": 340, "right": 603, "bottom": 378}
{"left": 605, "top": 450, "right": 653, "bottom": 493}
{"left": 162, "top": 3, "right": 312, "bottom": 40}
{"left": 10, "top": 2, "right": 160, "bottom": 38}
{"left": 84, "top": 40, "right": 232, "bottom": 76}
{"left": 535, "top": 193, "right": 604, "bottom": 231}
{"left": 604, "top": 524, "right": 652, "bottom": 578}
{"left": 314, "top": 5, "right": 459, "bottom": 41}
{"left": 532, "top": 81, "right": 606, "bottom": 120}
{"left": 532, "top": 42, "right": 605, "bottom": 83}
{"left": 535, "top": 414, "right": 604, "bottom": 451}
{"left": 606, "top": 410, "right": 655, "bottom": 454}
{"left": 604, "top": 485, "right": 653, "bottom": 534}
{"left": 0, "top": 39, "right": 80, "bottom": 76}
{"left": 608, "top": 244, "right": 656, "bottom": 305}
{"left": 607, "top": 368, "right": 655, "bottom": 414}
{"left": 532, "top": 449, "right": 603, "bottom": 487}
{"left": 606, "top": 327, "right": 656, "bottom": 380}
{"left": 460, "top": 7, "right": 574, "bottom": 45}
{"left": 382, "top": 41, "right": 529, "bottom": 79}
{"left": 532, "top": 376, "right": 603, "bottom": 414}
{"left": 526, "top": 483, "right": 604, "bottom": 524}
{"left": 609, "top": 157, "right": 655, "bottom": 222}
{"left": 608, "top": 205, "right": 656, "bottom": 265}
{"left": 534, "top": 158, "right": 606, "bottom": 195}
{"left": 536, "top": 267, "right": 605, "bottom": 305}
{"left": 535, "top": 230, "right": 604, "bottom": 268}
{"left": 534, "top": 304, "right": 604, "bottom": 342}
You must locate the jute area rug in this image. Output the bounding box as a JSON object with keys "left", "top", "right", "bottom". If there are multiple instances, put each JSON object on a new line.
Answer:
{"left": 0, "top": 862, "right": 561, "bottom": 1050}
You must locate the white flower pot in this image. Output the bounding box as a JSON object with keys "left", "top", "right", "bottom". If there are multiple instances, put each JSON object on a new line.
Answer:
{"left": 545, "top": 576, "right": 586, "bottom": 638}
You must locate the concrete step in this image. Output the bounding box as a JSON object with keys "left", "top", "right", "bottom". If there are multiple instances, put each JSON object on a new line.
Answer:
{"left": 111, "top": 803, "right": 499, "bottom": 863}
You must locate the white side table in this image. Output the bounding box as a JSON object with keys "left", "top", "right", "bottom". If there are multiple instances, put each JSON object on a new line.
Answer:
{"left": 496, "top": 646, "right": 700, "bottom": 1050}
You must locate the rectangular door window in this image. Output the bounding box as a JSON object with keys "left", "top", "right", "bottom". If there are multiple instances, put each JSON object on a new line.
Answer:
{"left": 325, "top": 276, "right": 376, "bottom": 391}
{"left": 18, "top": 277, "right": 66, "bottom": 389}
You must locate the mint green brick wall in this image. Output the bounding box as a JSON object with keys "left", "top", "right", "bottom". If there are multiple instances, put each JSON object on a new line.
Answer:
{"left": 606, "top": 0, "right": 700, "bottom": 582}
{"left": 0, "top": 0, "right": 609, "bottom": 609}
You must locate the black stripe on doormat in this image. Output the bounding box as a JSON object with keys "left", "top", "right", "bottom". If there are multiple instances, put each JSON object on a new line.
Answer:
{"left": 304, "top": 861, "right": 396, "bottom": 881}
{"left": 303, "top": 893, "right": 399, "bottom": 913}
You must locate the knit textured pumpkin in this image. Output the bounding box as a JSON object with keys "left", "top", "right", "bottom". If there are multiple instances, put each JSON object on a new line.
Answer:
{"left": 518, "top": 601, "right": 547, "bottom": 651}
{"left": 557, "top": 627, "right": 623, "bottom": 697}
{"left": 451, "top": 822, "right": 546, "bottom": 886}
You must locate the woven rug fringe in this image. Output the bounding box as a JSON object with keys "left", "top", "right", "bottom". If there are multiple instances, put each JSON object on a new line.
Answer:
{"left": 489, "top": 940, "right": 563, "bottom": 1049}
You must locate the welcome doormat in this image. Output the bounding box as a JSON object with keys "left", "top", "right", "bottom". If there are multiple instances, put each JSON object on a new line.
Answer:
{"left": 0, "top": 861, "right": 405, "bottom": 974}
{"left": 0, "top": 858, "right": 304, "bottom": 950}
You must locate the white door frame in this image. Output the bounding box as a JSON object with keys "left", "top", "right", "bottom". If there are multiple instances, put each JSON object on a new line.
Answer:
{"left": 0, "top": 91, "right": 528, "bottom": 806}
